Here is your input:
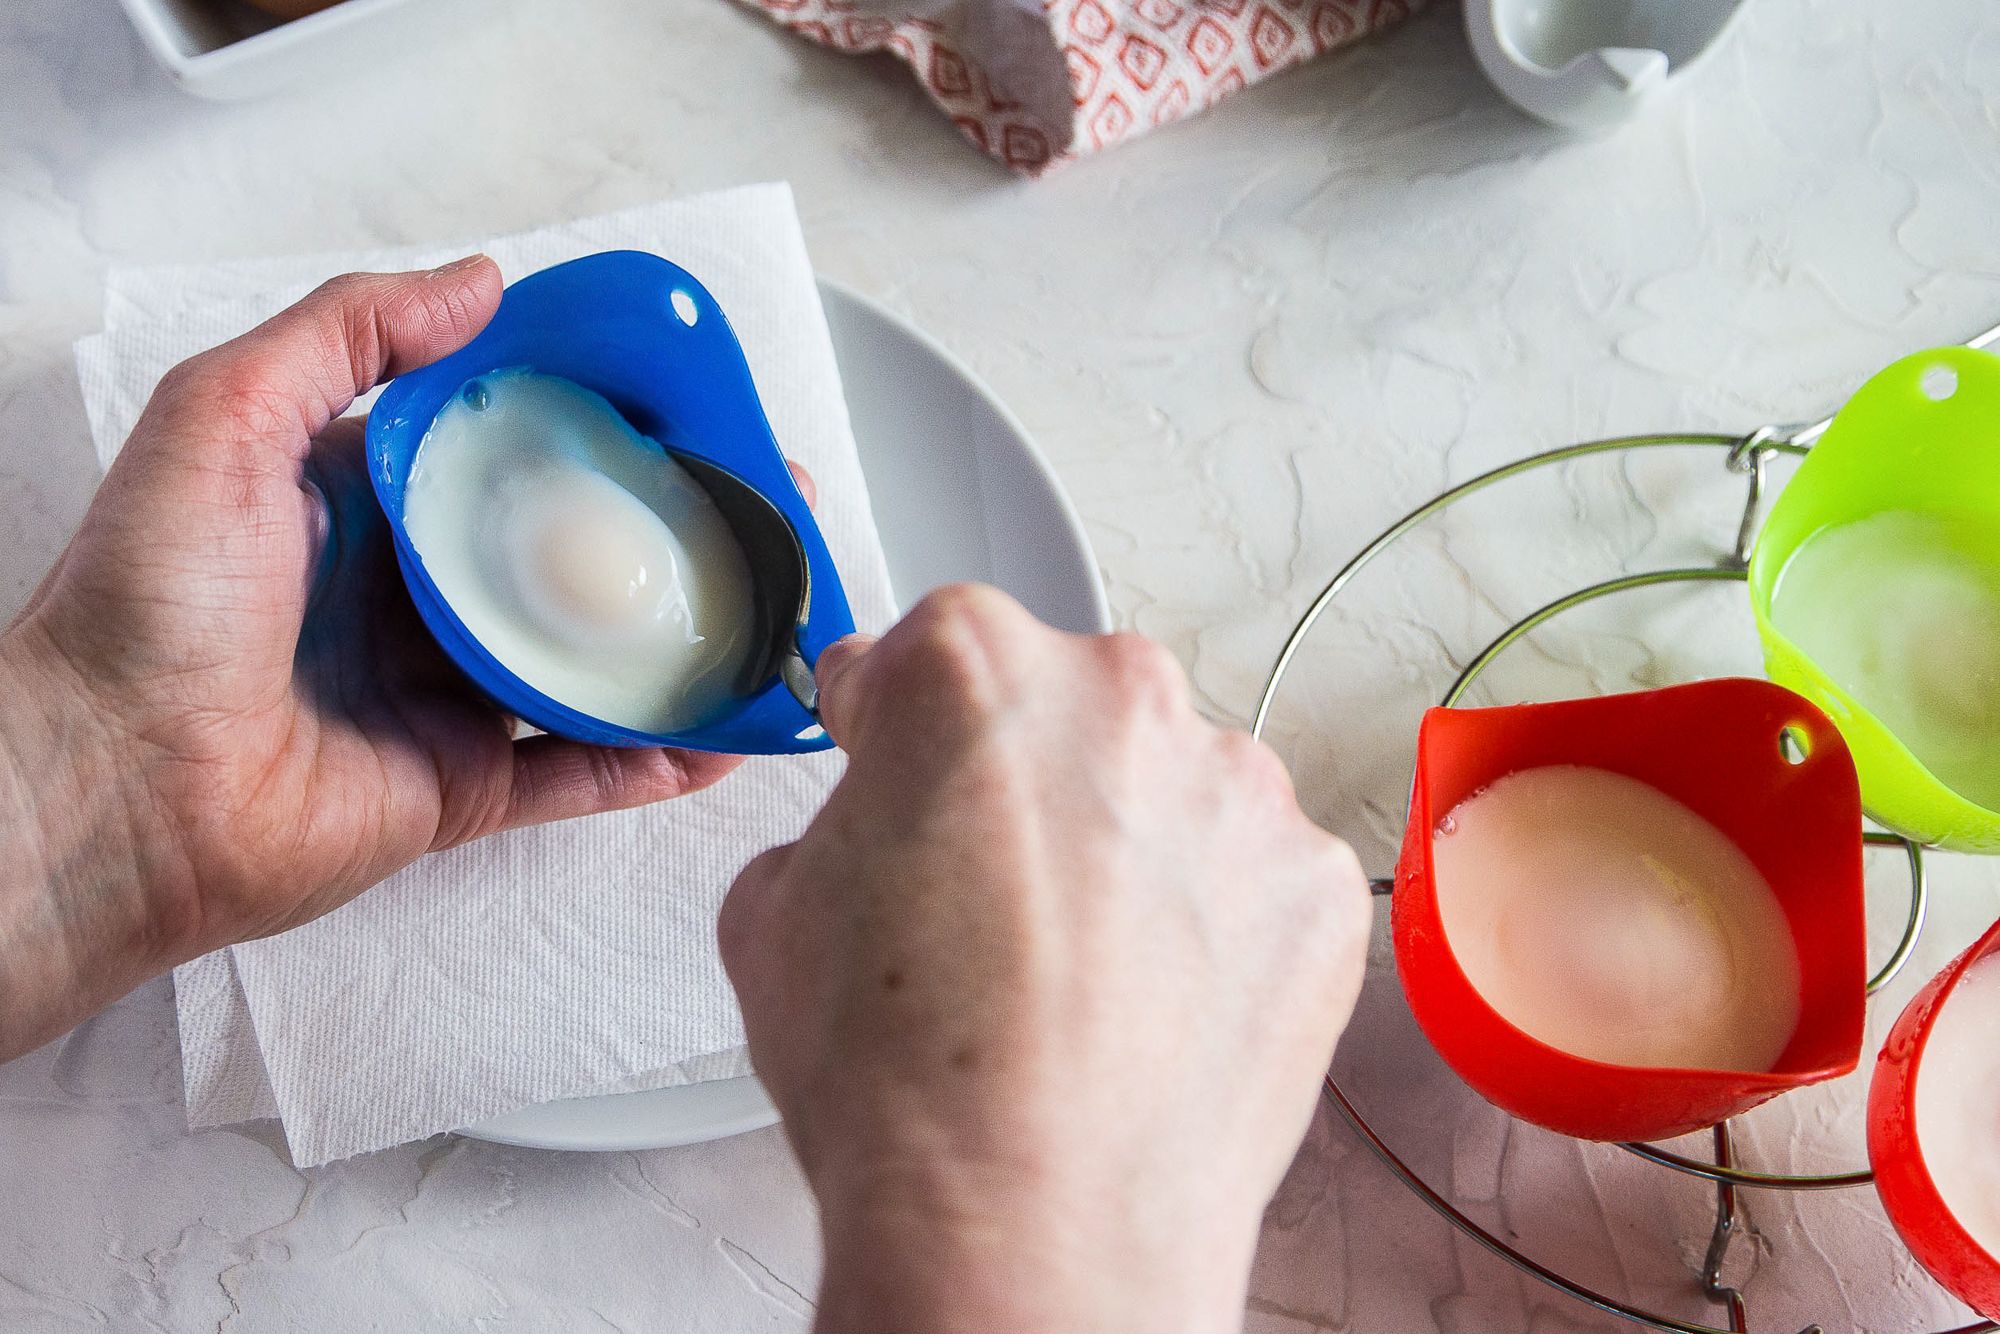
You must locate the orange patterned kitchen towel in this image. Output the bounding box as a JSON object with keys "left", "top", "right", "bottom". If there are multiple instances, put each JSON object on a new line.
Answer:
{"left": 739, "top": 0, "right": 1423, "bottom": 174}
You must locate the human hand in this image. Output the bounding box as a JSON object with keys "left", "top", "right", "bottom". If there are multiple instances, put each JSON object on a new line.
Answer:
{"left": 0, "top": 261, "right": 743, "bottom": 1058}
{"left": 719, "top": 586, "right": 1371, "bottom": 1333}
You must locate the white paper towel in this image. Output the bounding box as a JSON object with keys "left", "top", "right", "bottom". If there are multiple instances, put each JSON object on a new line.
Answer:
{"left": 74, "top": 185, "right": 898, "bottom": 1166}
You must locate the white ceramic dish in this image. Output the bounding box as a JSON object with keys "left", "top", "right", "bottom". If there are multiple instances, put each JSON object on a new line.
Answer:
{"left": 458, "top": 280, "right": 1111, "bottom": 1152}
{"left": 1464, "top": 0, "right": 1746, "bottom": 131}
{"left": 116, "top": 0, "right": 455, "bottom": 100}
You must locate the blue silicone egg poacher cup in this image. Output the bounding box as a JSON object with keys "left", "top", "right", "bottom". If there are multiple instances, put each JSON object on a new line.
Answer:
{"left": 365, "top": 251, "right": 854, "bottom": 755}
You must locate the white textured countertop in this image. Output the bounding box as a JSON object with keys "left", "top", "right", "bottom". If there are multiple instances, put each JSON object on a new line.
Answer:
{"left": 4, "top": 1, "right": 2000, "bottom": 1330}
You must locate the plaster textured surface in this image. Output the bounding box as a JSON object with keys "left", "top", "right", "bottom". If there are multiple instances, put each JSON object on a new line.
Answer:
{"left": 3, "top": 2, "right": 1997, "bottom": 1328}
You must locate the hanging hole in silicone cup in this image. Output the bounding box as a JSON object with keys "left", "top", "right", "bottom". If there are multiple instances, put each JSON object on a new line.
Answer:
{"left": 1781, "top": 724, "right": 1812, "bottom": 765}
{"left": 1920, "top": 364, "right": 1959, "bottom": 402}
{"left": 671, "top": 289, "right": 699, "bottom": 327}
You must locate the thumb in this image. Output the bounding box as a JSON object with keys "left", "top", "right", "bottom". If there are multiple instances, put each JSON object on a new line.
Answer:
{"left": 137, "top": 256, "right": 503, "bottom": 465}
{"left": 813, "top": 633, "right": 879, "bottom": 751}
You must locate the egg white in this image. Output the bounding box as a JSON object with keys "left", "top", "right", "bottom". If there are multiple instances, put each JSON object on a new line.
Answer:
{"left": 404, "top": 369, "right": 758, "bottom": 733}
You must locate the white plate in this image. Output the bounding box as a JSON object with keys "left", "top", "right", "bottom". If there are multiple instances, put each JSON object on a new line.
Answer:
{"left": 458, "top": 281, "right": 1110, "bottom": 1152}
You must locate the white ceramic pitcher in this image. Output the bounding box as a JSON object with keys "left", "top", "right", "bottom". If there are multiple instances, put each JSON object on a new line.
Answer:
{"left": 1465, "top": 0, "right": 1749, "bottom": 130}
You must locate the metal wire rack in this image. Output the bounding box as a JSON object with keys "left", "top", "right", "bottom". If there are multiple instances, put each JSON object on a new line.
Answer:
{"left": 1250, "top": 325, "right": 2000, "bottom": 1334}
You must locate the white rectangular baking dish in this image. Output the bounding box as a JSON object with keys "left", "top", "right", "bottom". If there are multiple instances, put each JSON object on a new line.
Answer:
{"left": 115, "top": 0, "right": 454, "bottom": 100}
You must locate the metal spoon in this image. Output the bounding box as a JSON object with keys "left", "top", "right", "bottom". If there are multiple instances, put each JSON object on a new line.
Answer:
{"left": 671, "top": 453, "right": 819, "bottom": 717}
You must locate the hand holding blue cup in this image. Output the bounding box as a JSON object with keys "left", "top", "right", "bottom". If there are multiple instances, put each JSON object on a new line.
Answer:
{"left": 366, "top": 252, "right": 855, "bottom": 756}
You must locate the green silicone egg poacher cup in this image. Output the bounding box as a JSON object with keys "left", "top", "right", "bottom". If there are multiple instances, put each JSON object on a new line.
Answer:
{"left": 1748, "top": 346, "right": 2000, "bottom": 853}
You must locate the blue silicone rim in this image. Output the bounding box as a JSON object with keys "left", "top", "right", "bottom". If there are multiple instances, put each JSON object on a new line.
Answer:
{"left": 364, "top": 251, "right": 854, "bottom": 755}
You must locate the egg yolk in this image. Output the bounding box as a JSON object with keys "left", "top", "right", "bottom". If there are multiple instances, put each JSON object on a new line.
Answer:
{"left": 495, "top": 463, "right": 700, "bottom": 650}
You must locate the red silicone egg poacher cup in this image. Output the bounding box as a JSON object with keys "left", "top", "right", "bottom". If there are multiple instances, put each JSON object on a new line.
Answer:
{"left": 1867, "top": 915, "right": 2000, "bottom": 1320}
{"left": 1392, "top": 678, "right": 1869, "bottom": 1143}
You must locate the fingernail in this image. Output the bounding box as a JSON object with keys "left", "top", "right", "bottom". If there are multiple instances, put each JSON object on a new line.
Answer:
{"left": 428, "top": 253, "right": 491, "bottom": 279}
{"left": 814, "top": 634, "right": 877, "bottom": 698}
{"left": 816, "top": 633, "right": 877, "bottom": 674}
{"left": 811, "top": 634, "right": 877, "bottom": 747}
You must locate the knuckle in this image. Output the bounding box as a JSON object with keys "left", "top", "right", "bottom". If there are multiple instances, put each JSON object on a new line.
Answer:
{"left": 150, "top": 356, "right": 207, "bottom": 406}
{"left": 1310, "top": 838, "right": 1374, "bottom": 938}
{"left": 215, "top": 381, "right": 305, "bottom": 444}
{"left": 1211, "top": 723, "right": 1255, "bottom": 761}
{"left": 309, "top": 271, "right": 424, "bottom": 393}
{"left": 1321, "top": 836, "right": 1368, "bottom": 900}
{"left": 714, "top": 895, "right": 755, "bottom": 973}
{"left": 580, "top": 745, "right": 627, "bottom": 806}
{"left": 736, "top": 843, "right": 793, "bottom": 890}
{"left": 1217, "top": 727, "right": 1292, "bottom": 794}
{"left": 908, "top": 583, "right": 1013, "bottom": 636}
{"left": 1099, "top": 632, "right": 1186, "bottom": 708}
{"left": 311, "top": 270, "right": 378, "bottom": 308}
{"left": 161, "top": 356, "right": 300, "bottom": 444}
{"left": 883, "top": 585, "right": 1019, "bottom": 708}
{"left": 1200, "top": 724, "right": 1280, "bottom": 788}
{"left": 335, "top": 298, "right": 393, "bottom": 392}
{"left": 918, "top": 633, "right": 998, "bottom": 714}
{"left": 718, "top": 847, "right": 790, "bottom": 964}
